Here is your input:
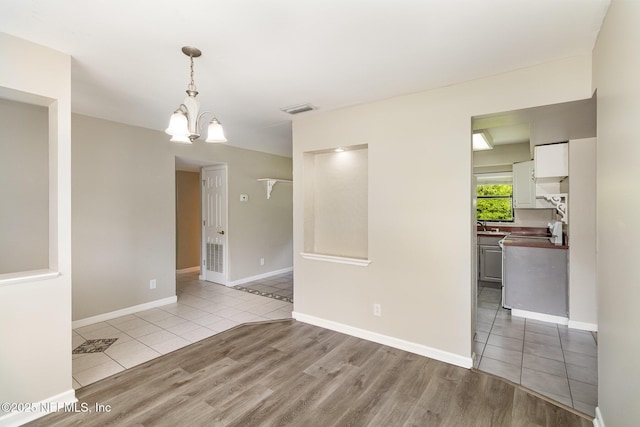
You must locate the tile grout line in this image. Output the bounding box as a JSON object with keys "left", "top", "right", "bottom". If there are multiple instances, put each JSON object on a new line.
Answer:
{"left": 557, "top": 326, "right": 577, "bottom": 410}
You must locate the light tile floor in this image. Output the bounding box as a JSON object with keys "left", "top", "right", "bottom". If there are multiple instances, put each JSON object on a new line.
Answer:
{"left": 72, "top": 271, "right": 293, "bottom": 389}
{"left": 474, "top": 285, "right": 598, "bottom": 417}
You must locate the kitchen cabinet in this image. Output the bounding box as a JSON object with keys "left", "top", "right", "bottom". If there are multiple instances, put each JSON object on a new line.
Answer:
{"left": 513, "top": 160, "right": 535, "bottom": 208}
{"left": 535, "top": 142, "right": 568, "bottom": 180}
{"left": 478, "top": 235, "right": 503, "bottom": 284}
{"left": 479, "top": 245, "right": 502, "bottom": 283}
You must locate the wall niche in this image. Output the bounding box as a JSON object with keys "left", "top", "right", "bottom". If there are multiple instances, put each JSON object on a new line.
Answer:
{"left": 303, "top": 144, "right": 369, "bottom": 265}
{"left": 0, "top": 98, "right": 49, "bottom": 274}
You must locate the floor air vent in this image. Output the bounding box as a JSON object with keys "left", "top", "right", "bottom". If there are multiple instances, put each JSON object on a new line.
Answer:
{"left": 206, "top": 243, "right": 224, "bottom": 273}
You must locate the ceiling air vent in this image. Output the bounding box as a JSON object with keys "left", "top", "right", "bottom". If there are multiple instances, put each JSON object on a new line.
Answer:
{"left": 280, "top": 103, "right": 316, "bottom": 115}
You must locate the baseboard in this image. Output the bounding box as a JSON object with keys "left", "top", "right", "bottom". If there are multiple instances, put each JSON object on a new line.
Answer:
{"left": 0, "top": 389, "right": 76, "bottom": 427}
{"left": 593, "top": 407, "right": 605, "bottom": 427}
{"left": 511, "top": 309, "right": 569, "bottom": 325}
{"left": 226, "top": 267, "right": 293, "bottom": 287}
{"left": 293, "top": 311, "right": 473, "bottom": 369}
{"left": 176, "top": 266, "right": 200, "bottom": 274}
{"left": 568, "top": 320, "right": 598, "bottom": 332}
{"left": 72, "top": 296, "right": 178, "bottom": 329}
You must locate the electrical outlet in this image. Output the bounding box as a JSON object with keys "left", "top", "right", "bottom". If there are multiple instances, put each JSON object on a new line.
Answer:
{"left": 150, "top": 279, "right": 156, "bottom": 290}
{"left": 373, "top": 303, "right": 382, "bottom": 317}
{"left": 260, "top": 258, "right": 265, "bottom": 266}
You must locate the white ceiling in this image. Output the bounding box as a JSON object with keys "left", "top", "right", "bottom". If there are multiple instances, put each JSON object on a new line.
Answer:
{"left": 0, "top": 0, "right": 610, "bottom": 157}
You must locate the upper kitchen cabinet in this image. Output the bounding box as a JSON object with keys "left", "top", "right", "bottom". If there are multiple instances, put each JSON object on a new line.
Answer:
{"left": 535, "top": 142, "right": 568, "bottom": 181}
{"left": 513, "top": 160, "right": 535, "bottom": 208}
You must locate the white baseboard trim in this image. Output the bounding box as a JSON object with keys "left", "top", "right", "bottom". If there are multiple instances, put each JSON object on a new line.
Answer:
{"left": 226, "top": 267, "right": 293, "bottom": 287}
{"left": 72, "top": 296, "right": 178, "bottom": 329}
{"left": 511, "top": 309, "right": 569, "bottom": 325}
{"left": 568, "top": 320, "right": 598, "bottom": 332}
{"left": 0, "top": 389, "right": 76, "bottom": 427}
{"left": 293, "top": 311, "right": 473, "bottom": 369}
{"left": 176, "top": 266, "right": 200, "bottom": 274}
{"left": 593, "top": 407, "right": 605, "bottom": 427}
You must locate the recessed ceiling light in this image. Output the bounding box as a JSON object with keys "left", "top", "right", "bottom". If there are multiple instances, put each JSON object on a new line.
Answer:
{"left": 335, "top": 148, "right": 345, "bottom": 152}
{"left": 280, "top": 103, "right": 317, "bottom": 115}
{"left": 473, "top": 131, "right": 494, "bottom": 151}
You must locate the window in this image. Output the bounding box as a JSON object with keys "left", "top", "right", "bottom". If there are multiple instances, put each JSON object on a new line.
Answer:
{"left": 476, "top": 173, "right": 513, "bottom": 222}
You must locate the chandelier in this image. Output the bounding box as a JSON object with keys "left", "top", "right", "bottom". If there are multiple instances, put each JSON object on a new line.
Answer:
{"left": 165, "top": 46, "right": 227, "bottom": 143}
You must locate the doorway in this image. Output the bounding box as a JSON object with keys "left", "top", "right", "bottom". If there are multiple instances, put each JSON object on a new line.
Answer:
{"left": 470, "top": 98, "right": 599, "bottom": 417}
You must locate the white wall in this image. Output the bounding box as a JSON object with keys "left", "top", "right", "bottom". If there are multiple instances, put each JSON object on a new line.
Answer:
{"left": 592, "top": 0, "right": 640, "bottom": 425}
{"left": 567, "top": 138, "right": 597, "bottom": 329}
{"left": 293, "top": 55, "right": 593, "bottom": 365}
{"left": 0, "top": 33, "right": 74, "bottom": 424}
{"left": 72, "top": 114, "right": 293, "bottom": 321}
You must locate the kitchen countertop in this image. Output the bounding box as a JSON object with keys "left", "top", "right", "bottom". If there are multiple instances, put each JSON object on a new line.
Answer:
{"left": 477, "top": 226, "right": 568, "bottom": 249}
{"left": 501, "top": 236, "right": 568, "bottom": 250}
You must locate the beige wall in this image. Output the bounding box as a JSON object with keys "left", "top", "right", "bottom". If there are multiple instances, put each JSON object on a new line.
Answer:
{"left": 567, "top": 138, "right": 597, "bottom": 328}
{"left": 0, "top": 98, "right": 49, "bottom": 273}
{"left": 0, "top": 33, "right": 73, "bottom": 422}
{"left": 72, "top": 114, "right": 293, "bottom": 321}
{"left": 176, "top": 171, "right": 201, "bottom": 270}
{"left": 593, "top": 0, "right": 640, "bottom": 424}
{"left": 72, "top": 115, "right": 176, "bottom": 320}
{"left": 293, "top": 55, "right": 593, "bottom": 364}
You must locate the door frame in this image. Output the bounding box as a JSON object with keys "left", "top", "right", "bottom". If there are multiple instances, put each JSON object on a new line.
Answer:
{"left": 200, "top": 163, "right": 229, "bottom": 284}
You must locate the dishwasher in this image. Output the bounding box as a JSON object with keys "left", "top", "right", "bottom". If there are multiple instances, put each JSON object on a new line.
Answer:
{"left": 499, "top": 236, "right": 568, "bottom": 317}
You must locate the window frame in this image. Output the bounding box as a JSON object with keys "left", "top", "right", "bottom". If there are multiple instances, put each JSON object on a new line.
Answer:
{"left": 475, "top": 176, "right": 515, "bottom": 223}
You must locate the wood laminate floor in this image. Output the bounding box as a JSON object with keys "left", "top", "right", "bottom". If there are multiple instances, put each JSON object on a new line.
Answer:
{"left": 30, "top": 320, "right": 592, "bottom": 427}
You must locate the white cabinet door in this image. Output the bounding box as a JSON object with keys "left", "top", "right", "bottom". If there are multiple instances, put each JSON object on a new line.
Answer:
{"left": 535, "top": 143, "right": 568, "bottom": 179}
{"left": 513, "top": 160, "right": 535, "bottom": 208}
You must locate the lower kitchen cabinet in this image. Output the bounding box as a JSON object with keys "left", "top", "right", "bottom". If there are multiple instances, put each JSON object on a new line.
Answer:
{"left": 478, "top": 235, "right": 503, "bottom": 285}
{"left": 479, "top": 245, "right": 502, "bottom": 283}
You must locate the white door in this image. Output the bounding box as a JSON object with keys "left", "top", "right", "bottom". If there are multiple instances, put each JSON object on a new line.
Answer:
{"left": 202, "top": 165, "right": 227, "bottom": 284}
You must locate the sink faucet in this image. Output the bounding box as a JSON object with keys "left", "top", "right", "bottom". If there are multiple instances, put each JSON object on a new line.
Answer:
{"left": 477, "top": 221, "right": 487, "bottom": 231}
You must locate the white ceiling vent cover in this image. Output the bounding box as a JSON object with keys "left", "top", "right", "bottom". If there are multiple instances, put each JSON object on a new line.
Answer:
{"left": 280, "top": 103, "right": 317, "bottom": 115}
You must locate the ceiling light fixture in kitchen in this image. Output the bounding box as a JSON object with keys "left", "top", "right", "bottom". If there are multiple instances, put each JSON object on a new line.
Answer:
{"left": 165, "top": 46, "right": 227, "bottom": 144}
{"left": 473, "top": 131, "right": 493, "bottom": 151}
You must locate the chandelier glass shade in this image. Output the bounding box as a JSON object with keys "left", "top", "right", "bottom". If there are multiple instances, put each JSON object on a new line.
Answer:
{"left": 165, "top": 46, "right": 227, "bottom": 144}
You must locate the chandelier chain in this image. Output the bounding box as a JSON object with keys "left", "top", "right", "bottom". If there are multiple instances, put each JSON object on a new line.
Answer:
{"left": 189, "top": 55, "right": 195, "bottom": 87}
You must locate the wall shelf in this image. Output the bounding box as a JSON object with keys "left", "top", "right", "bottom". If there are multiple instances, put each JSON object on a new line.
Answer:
{"left": 538, "top": 193, "right": 568, "bottom": 223}
{"left": 257, "top": 178, "right": 292, "bottom": 199}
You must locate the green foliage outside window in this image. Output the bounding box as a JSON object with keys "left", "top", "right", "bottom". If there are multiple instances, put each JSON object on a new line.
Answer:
{"left": 477, "top": 184, "right": 513, "bottom": 221}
